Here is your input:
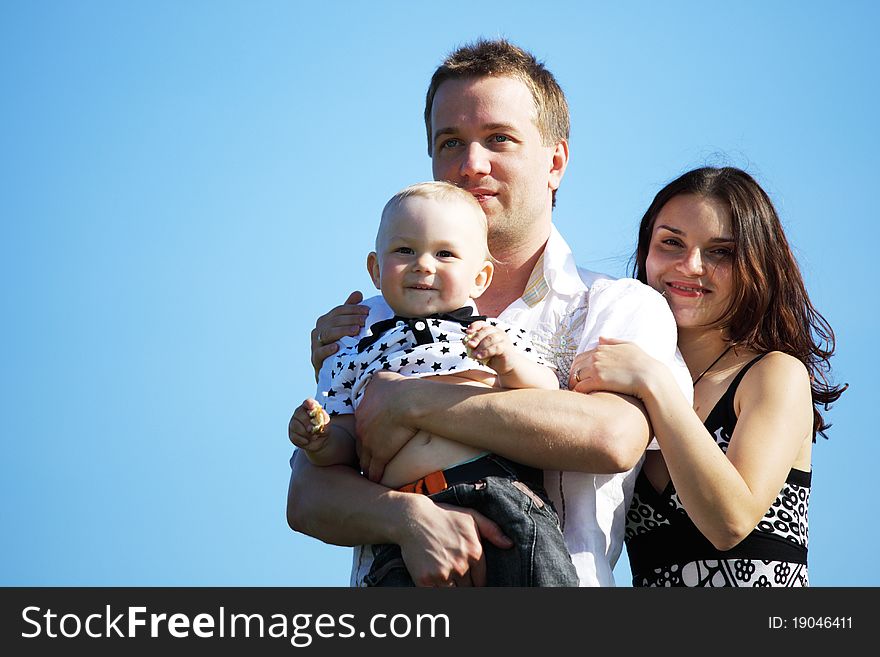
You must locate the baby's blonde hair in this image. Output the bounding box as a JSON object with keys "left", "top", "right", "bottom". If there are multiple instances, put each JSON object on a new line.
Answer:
{"left": 379, "top": 181, "right": 489, "bottom": 257}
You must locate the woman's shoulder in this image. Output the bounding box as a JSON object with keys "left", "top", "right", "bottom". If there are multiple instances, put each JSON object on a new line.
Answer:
{"left": 731, "top": 351, "right": 814, "bottom": 458}
{"left": 745, "top": 351, "right": 808, "bottom": 379}
{"left": 735, "top": 350, "right": 811, "bottom": 404}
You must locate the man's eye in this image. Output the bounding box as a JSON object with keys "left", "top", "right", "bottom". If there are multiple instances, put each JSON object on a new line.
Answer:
{"left": 441, "top": 138, "right": 461, "bottom": 149}
{"left": 489, "top": 135, "right": 510, "bottom": 143}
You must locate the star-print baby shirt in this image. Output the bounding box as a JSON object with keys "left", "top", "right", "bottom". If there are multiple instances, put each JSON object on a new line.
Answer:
{"left": 320, "top": 305, "right": 553, "bottom": 416}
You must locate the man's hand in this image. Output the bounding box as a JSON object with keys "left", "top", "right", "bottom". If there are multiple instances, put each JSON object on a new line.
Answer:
{"left": 398, "top": 498, "right": 513, "bottom": 587}
{"left": 355, "top": 371, "right": 420, "bottom": 482}
{"left": 311, "top": 290, "right": 370, "bottom": 380}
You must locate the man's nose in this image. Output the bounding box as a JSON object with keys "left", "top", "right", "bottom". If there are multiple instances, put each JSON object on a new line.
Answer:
{"left": 459, "top": 142, "right": 491, "bottom": 178}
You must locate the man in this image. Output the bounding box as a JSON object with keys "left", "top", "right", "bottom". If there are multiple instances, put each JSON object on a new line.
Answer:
{"left": 288, "top": 39, "right": 690, "bottom": 586}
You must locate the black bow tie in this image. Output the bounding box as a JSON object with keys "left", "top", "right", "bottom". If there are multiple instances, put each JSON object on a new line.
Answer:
{"left": 357, "top": 307, "right": 486, "bottom": 353}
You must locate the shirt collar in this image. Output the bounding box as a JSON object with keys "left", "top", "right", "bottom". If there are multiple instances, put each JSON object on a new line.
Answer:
{"left": 522, "top": 225, "right": 587, "bottom": 306}
{"left": 357, "top": 301, "right": 484, "bottom": 353}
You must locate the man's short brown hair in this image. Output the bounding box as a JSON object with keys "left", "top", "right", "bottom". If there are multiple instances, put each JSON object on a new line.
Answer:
{"left": 424, "top": 38, "right": 570, "bottom": 156}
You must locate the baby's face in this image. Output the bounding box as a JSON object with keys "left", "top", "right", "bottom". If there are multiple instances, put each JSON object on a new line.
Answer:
{"left": 368, "top": 195, "right": 493, "bottom": 318}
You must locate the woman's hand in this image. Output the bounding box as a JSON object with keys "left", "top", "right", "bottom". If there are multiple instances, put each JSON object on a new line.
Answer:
{"left": 569, "top": 337, "right": 657, "bottom": 399}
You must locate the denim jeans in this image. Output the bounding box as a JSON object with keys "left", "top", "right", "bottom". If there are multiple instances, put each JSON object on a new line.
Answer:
{"left": 363, "top": 474, "right": 579, "bottom": 587}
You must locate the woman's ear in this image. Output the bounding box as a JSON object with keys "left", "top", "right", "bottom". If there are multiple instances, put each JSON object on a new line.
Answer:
{"left": 470, "top": 260, "right": 494, "bottom": 299}
{"left": 366, "top": 252, "right": 381, "bottom": 290}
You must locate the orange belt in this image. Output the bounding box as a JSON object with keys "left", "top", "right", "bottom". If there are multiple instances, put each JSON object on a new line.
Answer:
{"left": 397, "top": 470, "right": 449, "bottom": 495}
{"left": 396, "top": 454, "right": 542, "bottom": 496}
{"left": 397, "top": 454, "right": 544, "bottom": 495}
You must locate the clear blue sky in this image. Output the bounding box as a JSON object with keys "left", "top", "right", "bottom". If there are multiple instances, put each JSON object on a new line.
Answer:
{"left": 1, "top": 1, "right": 876, "bottom": 586}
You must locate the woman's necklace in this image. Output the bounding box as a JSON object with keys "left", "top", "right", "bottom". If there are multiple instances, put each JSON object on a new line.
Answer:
{"left": 692, "top": 345, "right": 733, "bottom": 386}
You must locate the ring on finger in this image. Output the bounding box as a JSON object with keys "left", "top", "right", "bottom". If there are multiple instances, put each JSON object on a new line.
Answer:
{"left": 317, "top": 331, "right": 325, "bottom": 346}
{"left": 574, "top": 368, "right": 582, "bottom": 383}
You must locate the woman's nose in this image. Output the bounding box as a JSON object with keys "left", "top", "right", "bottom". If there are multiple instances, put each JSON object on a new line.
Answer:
{"left": 678, "top": 248, "right": 705, "bottom": 275}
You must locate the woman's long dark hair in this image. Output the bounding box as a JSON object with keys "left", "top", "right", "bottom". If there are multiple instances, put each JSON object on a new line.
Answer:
{"left": 633, "top": 167, "right": 846, "bottom": 439}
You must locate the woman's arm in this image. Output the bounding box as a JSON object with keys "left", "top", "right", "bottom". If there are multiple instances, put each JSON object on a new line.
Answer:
{"left": 574, "top": 343, "right": 813, "bottom": 550}
{"left": 651, "top": 352, "right": 813, "bottom": 549}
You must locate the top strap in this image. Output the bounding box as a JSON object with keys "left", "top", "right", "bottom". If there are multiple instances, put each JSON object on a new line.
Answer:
{"left": 727, "top": 352, "right": 771, "bottom": 396}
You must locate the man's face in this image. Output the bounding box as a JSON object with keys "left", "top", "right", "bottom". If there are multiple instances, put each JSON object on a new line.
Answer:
{"left": 429, "top": 76, "right": 566, "bottom": 252}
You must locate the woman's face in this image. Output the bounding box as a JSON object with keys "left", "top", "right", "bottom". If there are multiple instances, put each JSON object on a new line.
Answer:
{"left": 645, "top": 193, "right": 735, "bottom": 330}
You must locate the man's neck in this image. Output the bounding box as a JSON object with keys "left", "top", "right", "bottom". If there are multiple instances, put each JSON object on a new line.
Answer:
{"left": 476, "top": 233, "right": 549, "bottom": 318}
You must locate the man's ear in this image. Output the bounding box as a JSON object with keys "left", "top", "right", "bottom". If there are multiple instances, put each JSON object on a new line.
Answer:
{"left": 366, "top": 252, "right": 381, "bottom": 290}
{"left": 548, "top": 139, "right": 569, "bottom": 192}
{"left": 470, "top": 260, "right": 494, "bottom": 299}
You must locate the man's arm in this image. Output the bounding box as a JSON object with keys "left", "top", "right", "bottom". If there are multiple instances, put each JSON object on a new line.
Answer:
{"left": 288, "top": 449, "right": 425, "bottom": 545}
{"left": 356, "top": 373, "right": 651, "bottom": 482}
{"left": 357, "top": 279, "right": 683, "bottom": 482}
{"left": 286, "top": 450, "right": 512, "bottom": 586}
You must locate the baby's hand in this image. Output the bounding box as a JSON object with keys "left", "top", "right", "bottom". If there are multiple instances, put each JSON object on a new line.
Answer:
{"left": 463, "top": 321, "right": 516, "bottom": 374}
{"left": 288, "top": 398, "right": 331, "bottom": 451}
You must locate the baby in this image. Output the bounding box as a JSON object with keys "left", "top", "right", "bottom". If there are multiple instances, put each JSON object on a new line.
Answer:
{"left": 290, "top": 181, "right": 577, "bottom": 586}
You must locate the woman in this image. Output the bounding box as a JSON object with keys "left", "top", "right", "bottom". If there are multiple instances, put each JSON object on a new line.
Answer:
{"left": 570, "top": 167, "right": 846, "bottom": 587}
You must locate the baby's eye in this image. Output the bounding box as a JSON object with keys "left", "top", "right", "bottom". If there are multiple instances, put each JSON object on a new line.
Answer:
{"left": 394, "top": 247, "right": 414, "bottom": 255}
{"left": 436, "top": 250, "right": 455, "bottom": 258}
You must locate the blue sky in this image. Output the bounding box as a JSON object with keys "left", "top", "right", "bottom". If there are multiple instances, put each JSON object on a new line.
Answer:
{"left": 1, "top": 1, "right": 876, "bottom": 586}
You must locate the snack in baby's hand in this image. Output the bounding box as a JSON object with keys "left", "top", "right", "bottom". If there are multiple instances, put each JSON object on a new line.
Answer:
{"left": 462, "top": 335, "right": 491, "bottom": 366}
{"left": 308, "top": 402, "right": 330, "bottom": 434}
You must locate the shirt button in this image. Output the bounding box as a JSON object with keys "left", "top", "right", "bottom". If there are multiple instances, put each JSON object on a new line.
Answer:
{"left": 414, "top": 321, "right": 426, "bottom": 331}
